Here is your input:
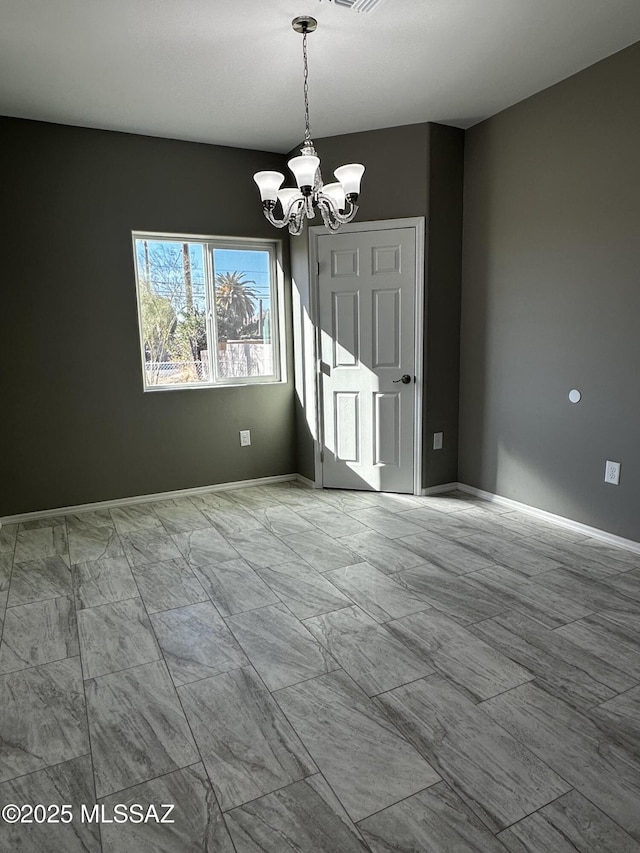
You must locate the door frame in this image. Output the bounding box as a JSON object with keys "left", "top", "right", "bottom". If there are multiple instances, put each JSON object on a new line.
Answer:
{"left": 308, "top": 217, "right": 426, "bottom": 495}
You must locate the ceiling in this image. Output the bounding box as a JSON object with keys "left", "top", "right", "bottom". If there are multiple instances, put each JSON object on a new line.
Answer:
{"left": 2, "top": 0, "right": 640, "bottom": 153}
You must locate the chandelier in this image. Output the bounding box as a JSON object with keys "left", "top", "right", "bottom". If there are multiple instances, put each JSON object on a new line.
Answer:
{"left": 253, "top": 16, "right": 365, "bottom": 235}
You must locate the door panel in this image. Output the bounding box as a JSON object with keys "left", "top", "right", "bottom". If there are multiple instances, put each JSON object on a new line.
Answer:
{"left": 318, "top": 226, "right": 416, "bottom": 493}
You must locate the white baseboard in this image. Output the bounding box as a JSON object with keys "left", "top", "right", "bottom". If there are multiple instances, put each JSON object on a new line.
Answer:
{"left": 457, "top": 482, "right": 640, "bottom": 556}
{"left": 295, "top": 474, "right": 316, "bottom": 489}
{"left": 421, "top": 482, "right": 459, "bottom": 496}
{"left": 0, "top": 474, "right": 300, "bottom": 526}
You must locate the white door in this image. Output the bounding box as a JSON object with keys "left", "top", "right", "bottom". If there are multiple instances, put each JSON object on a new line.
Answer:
{"left": 317, "top": 225, "right": 418, "bottom": 493}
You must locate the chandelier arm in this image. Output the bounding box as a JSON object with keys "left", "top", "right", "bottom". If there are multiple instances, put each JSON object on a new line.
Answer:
{"left": 316, "top": 195, "right": 360, "bottom": 226}
{"left": 316, "top": 197, "right": 342, "bottom": 231}
{"left": 262, "top": 198, "right": 306, "bottom": 229}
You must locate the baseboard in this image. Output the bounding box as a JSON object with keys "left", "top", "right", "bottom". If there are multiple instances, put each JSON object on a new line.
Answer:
{"left": 0, "top": 474, "right": 300, "bottom": 526}
{"left": 295, "top": 474, "right": 316, "bottom": 489}
{"left": 421, "top": 482, "right": 459, "bottom": 496}
{"left": 457, "top": 482, "right": 640, "bottom": 556}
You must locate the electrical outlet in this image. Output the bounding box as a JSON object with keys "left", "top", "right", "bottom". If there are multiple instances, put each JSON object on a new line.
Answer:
{"left": 433, "top": 431, "right": 443, "bottom": 450}
{"left": 239, "top": 430, "right": 251, "bottom": 447}
{"left": 604, "top": 460, "right": 620, "bottom": 485}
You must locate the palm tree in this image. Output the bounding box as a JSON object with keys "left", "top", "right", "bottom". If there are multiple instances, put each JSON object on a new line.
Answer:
{"left": 215, "top": 271, "right": 260, "bottom": 339}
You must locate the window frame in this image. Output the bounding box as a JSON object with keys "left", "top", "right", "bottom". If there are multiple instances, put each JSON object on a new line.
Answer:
{"left": 132, "top": 231, "right": 286, "bottom": 392}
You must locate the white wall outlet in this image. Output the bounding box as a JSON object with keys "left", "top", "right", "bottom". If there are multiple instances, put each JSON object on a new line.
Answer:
{"left": 239, "top": 430, "right": 251, "bottom": 447}
{"left": 604, "top": 460, "right": 621, "bottom": 485}
{"left": 433, "top": 431, "right": 443, "bottom": 450}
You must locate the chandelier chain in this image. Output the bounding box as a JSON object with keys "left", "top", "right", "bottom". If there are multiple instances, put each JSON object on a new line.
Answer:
{"left": 302, "top": 29, "right": 311, "bottom": 143}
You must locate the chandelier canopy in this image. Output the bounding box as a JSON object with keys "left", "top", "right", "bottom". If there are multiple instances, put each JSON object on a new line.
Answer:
{"left": 253, "top": 16, "right": 365, "bottom": 235}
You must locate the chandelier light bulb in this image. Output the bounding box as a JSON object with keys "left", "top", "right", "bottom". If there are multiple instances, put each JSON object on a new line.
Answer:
{"left": 334, "top": 163, "right": 365, "bottom": 200}
{"left": 253, "top": 171, "right": 285, "bottom": 204}
{"left": 252, "top": 16, "right": 364, "bottom": 234}
{"left": 322, "top": 181, "right": 346, "bottom": 212}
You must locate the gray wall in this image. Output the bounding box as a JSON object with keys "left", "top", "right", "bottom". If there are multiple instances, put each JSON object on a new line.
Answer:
{"left": 0, "top": 117, "right": 294, "bottom": 516}
{"left": 460, "top": 41, "right": 640, "bottom": 540}
{"left": 291, "top": 122, "right": 464, "bottom": 488}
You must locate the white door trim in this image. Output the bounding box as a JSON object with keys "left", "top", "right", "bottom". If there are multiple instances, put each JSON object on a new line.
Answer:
{"left": 308, "top": 217, "right": 425, "bottom": 495}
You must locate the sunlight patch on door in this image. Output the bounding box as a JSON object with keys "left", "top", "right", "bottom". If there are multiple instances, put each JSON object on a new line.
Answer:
{"left": 373, "top": 392, "right": 400, "bottom": 466}
{"left": 335, "top": 392, "right": 360, "bottom": 462}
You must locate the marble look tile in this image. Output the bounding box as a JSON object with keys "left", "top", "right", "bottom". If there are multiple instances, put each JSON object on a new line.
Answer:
{"left": 72, "top": 555, "right": 138, "bottom": 609}
{"left": 173, "top": 526, "right": 239, "bottom": 566}
{"left": 0, "top": 657, "right": 88, "bottom": 783}
{"left": 100, "top": 763, "right": 235, "bottom": 853}
{"left": 339, "top": 530, "right": 426, "bottom": 574}
{"left": 0, "top": 755, "right": 100, "bottom": 853}
{"left": 532, "top": 566, "right": 640, "bottom": 613}
{"left": 520, "top": 531, "right": 627, "bottom": 577}
{"left": 419, "top": 491, "right": 486, "bottom": 513}
{"left": 121, "top": 528, "right": 183, "bottom": 566}
{"left": 86, "top": 659, "right": 199, "bottom": 797}
{"left": 226, "top": 774, "right": 368, "bottom": 853}
{"left": 0, "top": 523, "right": 18, "bottom": 553}
{"left": 378, "top": 674, "right": 570, "bottom": 832}
{"left": 297, "top": 505, "right": 371, "bottom": 538}
{"left": 7, "top": 556, "right": 72, "bottom": 606}
{"left": 318, "top": 490, "right": 378, "bottom": 513}
{"left": 324, "top": 562, "right": 431, "bottom": 622}
{"left": 178, "top": 666, "right": 316, "bottom": 810}
{"left": 359, "top": 781, "right": 508, "bottom": 853}
{"left": 110, "top": 503, "right": 162, "bottom": 533}
{"left": 397, "top": 564, "right": 508, "bottom": 625}
{"left": 588, "top": 685, "right": 640, "bottom": 756}
{"left": 453, "top": 531, "right": 566, "bottom": 576}
{"left": 65, "top": 509, "right": 115, "bottom": 532}
{"left": 470, "top": 615, "right": 619, "bottom": 711}
{"left": 189, "top": 491, "right": 240, "bottom": 512}
{"left": 0, "top": 596, "right": 78, "bottom": 673}
{"left": 227, "top": 603, "right": 338, "bottom": 691}
{"left": 150, "top": 601, "right": 249, "bottom": 686}
{"left": 304, "top": 605, "right": 433, "bottom": 696}
{"left": 280, "top": 531, "right": 360, "bottom": 571}
{"left": 205, "top": 505, "right": 266, "bottom": 536}
{"left": 67, "top": 525, "right": 124, "bottom": 565}
{"left": 552, "top": 609, "right": 640, "bottom": 681}
{"left": 274, "top": 669, "right": 440, "bottom": 821}
{"left": 498, "top": 788, "right": 640, "bottom": 853}
{"left": 464, "top": 564, "right": 593, "bottom": 628}
{"left": 77, "top": 597, "right": 160, "bottom": 678}
{"left": 256, "top": 560, "right": 352, "bottom": 619}
{"left": 365, "top": 492, "right": 430, "bottom": 513}
{"left": 348, "top": 507, "right": 426, "bottom": 539}
{"left": 604, "top": 568, "right": 640, "bottom": 601}
{"left": 225, "top": 529, "right": 297, "bottom": 569}
{"left": 387, "top": 610, "right": 533, "bottom": 702}
{"left": 13, "top": 525, "right": 68, "bottom": 562}
{"left": 193, "top": 558, "right": 278, "bottom": 616}
{"left": 151, "top": 498, "right": 211, "bottom": 535}
{"left": 246, "top": 505, "right": 315, "bottom": 536}
{"left": 131, "top": 557, "right": 208, "bottom": 613}
{"left": 500, "top": 611, "right": 634, "bottom": 693}
{"left": 577, "top": 537, "right": 640, "bottom": 570}
{"left": 227, "top": 486, "right": 281, "bottom": 509}
{"left": 0, "top": 553, "right": 12, "bottom": 591}
{"left": 482, "top": 681, "right": 640, "bottom": 842}
{"left": 400, "top": 531, "right": 495, "bottom": 574}
{"left": 400, "top": 507, "right": 487, "bottom": 539}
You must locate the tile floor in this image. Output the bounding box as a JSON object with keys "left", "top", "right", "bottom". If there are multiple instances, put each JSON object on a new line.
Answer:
{"left": 1, "top": 482, "right": 640, "bottom": 851}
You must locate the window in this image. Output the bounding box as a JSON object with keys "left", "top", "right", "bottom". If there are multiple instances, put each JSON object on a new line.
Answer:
{"left": 133, "top": 233, "right": 283, "bottom": 390}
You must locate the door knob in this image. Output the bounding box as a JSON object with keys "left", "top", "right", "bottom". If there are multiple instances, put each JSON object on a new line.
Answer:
{"left": 393, "top": 374, "right": 412, "bottom": 384}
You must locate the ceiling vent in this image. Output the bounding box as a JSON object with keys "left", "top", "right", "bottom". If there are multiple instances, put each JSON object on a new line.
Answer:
{"left": 319, "top": 0, "right": 386, "bottom": 12}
